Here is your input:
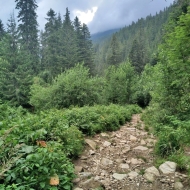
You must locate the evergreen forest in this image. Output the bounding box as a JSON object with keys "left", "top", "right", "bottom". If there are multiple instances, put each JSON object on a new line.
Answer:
{"left": 0, "top": 0, "right": 190, "bottom": 189}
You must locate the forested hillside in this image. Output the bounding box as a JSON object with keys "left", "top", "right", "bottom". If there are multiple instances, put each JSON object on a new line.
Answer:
{"left": 1, "top": 0, "right": 190, "bottom": 189}
{"left": 93, "top": 5, "right": 173, "bottom": 74}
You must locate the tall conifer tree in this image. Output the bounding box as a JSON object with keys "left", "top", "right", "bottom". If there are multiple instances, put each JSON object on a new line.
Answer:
{"left": 15, "top": 0, "right": 39, "bottom": 73}
{"left": 0, "top": 19, "right": 5, "bottom": 40}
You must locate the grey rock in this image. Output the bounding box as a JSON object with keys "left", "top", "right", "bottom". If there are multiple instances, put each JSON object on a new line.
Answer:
{"left": 140, "top": 139, "right": 146, "bottom": 145}
{"left": 130, "top": 158, "right": 143, "bottom": 165}
{"left": 113, "top": 173, "right": 127, "bottom": 180}
{"left": 75, "top": 166, "right": 83, "bottom": 173}
{"left": 133, "top": 146, "right": 148, "bottom": 151}
{"left": 79, "top": 172, "right": 92, "bottom": 179}
{"left": 130, "top": 135, "right": 137, "bottom": 142}
{"left": 119, "top": 163, "right": 129, "bottom": 169}
{"left": 116, "top": 159, "right": 123, "bottom": 163}
{"left": 101, "top": 133, "right": 109, "bottom": 137}
{"left": 145, "top": 166, "right": 160, "bottom": 177}
{"left": 81, "top": 178, "right": 93, "bottom": 185}
{"left": 74, "top": 188, "right": 84, "bottom": 190}
{"left": 80, "top": 156, "right": 88, "bottom": 160}
{"left": 122, "top": 146, "right": 131, "bottom": 154}
{"left": 101, "top": 158, "right": 113, "bottom": 166}
{"left": 143, "top": 172, "right": 155, "bottom": 182}
{"left": 85, "top": 139, "right": 97, "bottom": 150}
{"left": 174, "top": 182, "right": 184, "bottom": 190}
{"left": 159, "top": 161, "right": 177, "bottom": 174}
{"left": 89, "top": 150, "right": 95, "bottom": 155}
{"left": 72, "top": 178, "right": 80, "bottom": 183}
{"left": 103, "top": 141, "right": 111, "bottom": 147}
{"left": 128, "top": 171, "right": 138, "bottom": 180}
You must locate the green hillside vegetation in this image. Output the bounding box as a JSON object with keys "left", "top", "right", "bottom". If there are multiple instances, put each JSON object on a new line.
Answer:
{"left": 0, "top": 0, "right": 190, "bottom": 189}
{"left": 93, "top": 5, "right": 173, "bottom": 74}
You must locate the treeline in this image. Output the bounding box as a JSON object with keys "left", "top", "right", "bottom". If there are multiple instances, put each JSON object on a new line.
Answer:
{"left": 0, "top": 1, "right": 93, "bottom": 106}
{"left": 94, "top": 5, "right": 173, "bottom": 74}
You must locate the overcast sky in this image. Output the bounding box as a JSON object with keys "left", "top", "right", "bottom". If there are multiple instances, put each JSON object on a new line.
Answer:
{"left": 0, "top": 0, "right": 174, "bottom": 34}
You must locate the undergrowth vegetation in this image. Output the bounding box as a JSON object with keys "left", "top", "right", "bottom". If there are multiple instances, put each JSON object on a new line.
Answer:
{"left": 0, "top": 103, "right": 141, "bottom": 189}
{"left": 142, "top": 6, "right": 190, "bottom": 174}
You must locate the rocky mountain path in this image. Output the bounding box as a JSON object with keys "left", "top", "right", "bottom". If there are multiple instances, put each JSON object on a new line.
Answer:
{"left": 72, "top": 114, "right": 189, "bottom": 190}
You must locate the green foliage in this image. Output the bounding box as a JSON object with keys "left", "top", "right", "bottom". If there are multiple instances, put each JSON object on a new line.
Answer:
{"left": 142, "top": 7, "right": 190, "bottom": 163}
{"left": 0, "top": 102, "right": 140, "bottom": 189}
{"left": 30, "top": 64, "right": 105, "bottom": 109}
{"left": 105, "top": 62, "right": 137, "bottom": 105}
{"left": 4, "top": 144, "right": 74, "bottom": 190}
{"left": 168, "top": 151, "right": 190, "bottom": 172}
{"left": 64, "top": 104, "right": 141, "bottom": 135}
{"left": 107, "top": 34, "right": 122, "bottom": 66}
{"left": 94, "top": 6, "right": 172, "bottom": 74}
{"left": 0, "top": 106, "right": 83, "bottom": 189}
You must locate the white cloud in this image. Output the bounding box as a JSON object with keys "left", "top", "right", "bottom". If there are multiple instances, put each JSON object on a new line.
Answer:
{"left": 73, "top": 7, "right": 98, "bottom": 24}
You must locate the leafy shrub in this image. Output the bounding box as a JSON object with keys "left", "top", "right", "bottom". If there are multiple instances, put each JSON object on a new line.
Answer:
{"left": 0, "top": 108, "right": 82, "bottom": 189}
{"left": 0, "top": 103, "right": 141, "bottom": 189}
{"left": 104, "top": 62, "right": 137, "bottom": 105}
{"left": 64, "top": 104, "right": 141, "bottom": 135}
{"left": 155, "top": 125, "right": 187, "bottom": 157}
{"left": 3, "top": 142, "right": 74, "bottom": 190}
{"left": 30, "top": 64, "right": 106, "bottom": 109}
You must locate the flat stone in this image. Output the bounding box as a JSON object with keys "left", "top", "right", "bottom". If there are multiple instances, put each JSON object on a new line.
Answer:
{"left": 126, "top": 128, "right": 136, "bottom": 131}
{"left": 85, "top": 139, "right": 97, "bottom": 150}
{"left": 100, "top": 133, "right": 109, "bottom": 137}
{"left": 74, "top": 188, "right": 84, "bottom": 190}
{"left": 130, "top": 135, "right": 137, "bottom": 142}
{"left": 128, "top": 171, "right": 138, "bottom": 179}
{"left": 174, "top": 182, "right": 184, "bottom": 190}
{"left": 89, "top": 150, "right": 95, "bottom": 155}
{"left": 81, "top": 178, "right": 93, "bottom": 185}
{"left": 133, "top": 146, "right": 148, "bottom": 151}
{"left": 119, "top": 163, "right": 129, "bottom": 169}
{"left": 113, "top": 173, "right": 127, "bottom": 180}
{"left": 79, "top": 172, "right": 92, "bottom": 179}
{"left": 116, "top": 134, "right": 121, "bottom": 138}
{"left": 131, "top": 158, "right": 143, "bottom": 165}
{"left": 122, "top": 146, "right": 131, "bottom": 154}
{"left": 101, "top": 158, "right": 113, "bottom": 166}
{"left": 116, "top": 159, "right": 123, "bottom": 163}
{"left": 140, "top": 139, "right": 146, "bottom": 145}
{"left": 159, "top": 161, "right": 177, "bottom": 174}
{"left": 80, "top": 156, "right": 88, "bottom": 160}
{"left": 103, "top": 141, "right": 111, "bottom": 147}
{"left": 144, "top": 172, "right": 155, "bottom": 182}
{"left": 75, "top": 166, "right": 83, "bottom": 173}
{"left": 72, "top": 178, "right": 80, "bottom": 183}
{"left": 145, "top": 166, "right": 160, "bottom": 177}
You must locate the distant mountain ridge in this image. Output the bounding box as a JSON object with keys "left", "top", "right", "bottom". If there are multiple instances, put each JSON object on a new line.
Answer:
{"left": 91, "top": 28, "right": 120, "bottom": 43}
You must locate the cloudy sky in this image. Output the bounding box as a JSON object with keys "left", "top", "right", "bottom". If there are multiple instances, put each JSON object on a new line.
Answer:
{"left": 0, "top": 0, "right": 174, "bottom": 34}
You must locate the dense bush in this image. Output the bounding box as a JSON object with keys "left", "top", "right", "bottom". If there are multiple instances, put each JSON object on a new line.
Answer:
{"left": 30, "top": 62, "right": 139, "bottom": 110}
{"left": 0, "top": 103, "right": 141, "bottom": 189}
{"left": 0, "top": 107, "right": 83, "bottom": 189}
{"left": 104, "top": 62, "right": 137, "bottom": 104}
{"left": 30, "top": 64, "right": 106, "bottom": 109}
{"left": 64, "top": 104, "right": 141, "bottom": 135}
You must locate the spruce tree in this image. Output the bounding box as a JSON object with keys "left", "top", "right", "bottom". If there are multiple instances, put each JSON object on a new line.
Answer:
{"left": 81, "top": 23, "right": 94, "bottom": 73}
{"left": 59, "top": 8, "right": 78, "bottom": 69}
{"left": 7, "top": 12, "right": 19, "bottom": 71}
{"left": 15, "top": 0, "right": 39, "bottom": 73}
{"left": 0, "top": 19, "right": 5, "bottom": 40}
{"left": 107, "top": 34, "right": 122, "bottom": 66}
{"left": 41, "top": 9, "right": 61, "bottom": 78}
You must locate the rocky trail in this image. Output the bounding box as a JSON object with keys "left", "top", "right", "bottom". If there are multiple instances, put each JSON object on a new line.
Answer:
{"left": 72, "top": 114, "right": 189, "bottom": 190}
